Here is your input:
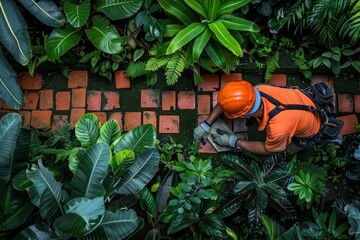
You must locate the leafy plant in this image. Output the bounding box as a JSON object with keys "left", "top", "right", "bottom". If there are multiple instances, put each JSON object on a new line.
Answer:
{"left": 0, "top": 0, "right": 64, "bottom": 109}
{"left": 262, "top": 214, "right": 303, "bottom": 240}
{"left": 344, "top": 200, "right": 360, "bottom": 240}
{"left": 292, "top": 48, "right": 312, "bottom": 80}
{"left": 156, "top": 135, "right": 185, "bottom": 170}
{"left": 312, "top": 143, "right": 345, "bottom": 169}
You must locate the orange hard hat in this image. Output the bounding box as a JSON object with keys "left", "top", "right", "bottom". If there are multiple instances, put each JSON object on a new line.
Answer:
{"left": 217, "top": 80, "right": 261, "bottom": 119}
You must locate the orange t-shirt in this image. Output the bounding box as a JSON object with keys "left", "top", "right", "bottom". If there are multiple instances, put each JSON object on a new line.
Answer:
{"left": 255, "top": 85, "right": 321, "bottom": 152}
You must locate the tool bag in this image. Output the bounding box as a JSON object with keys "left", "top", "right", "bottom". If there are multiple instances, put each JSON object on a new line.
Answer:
{"left": 259, "top": 82, "right": 344, "bottom": 145}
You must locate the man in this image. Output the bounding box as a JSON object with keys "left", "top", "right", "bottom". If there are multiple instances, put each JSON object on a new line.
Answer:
{"left": 194, "top": 80, "right": 340, "bottom": 155}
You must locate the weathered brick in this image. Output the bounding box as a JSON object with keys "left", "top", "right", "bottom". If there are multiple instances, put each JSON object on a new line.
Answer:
{"left": 337, "top": 93, "right": 353, "bottom": 113}
{"left": 221, "top": 73, "right": 242, "bottom": 88}
{"left": 18, "top": 111, "right": 31, "bottom": 128}
{"left": 354, "top": 95, "right": 360, "bottom": 113}
{"left": 23, "top": 92, "right": 39, "bottom": 110}
{"left": 68, "top": 70, "right": 88, "bottom": 88}
{"left": 72, "top": 88, "right": 86, "bottom": 108}
{"left": 143, "top": 111, "right": 157, "bottom": 128}
{"left": 87, "top": 91, "right": 102, "bottom": 111}
{"left": 337, "top": 114, "right": 359, "bottom": 135}
{"left": 197, "top": 95, "right": 211, "bottom": 114}
{"left": 267, "top": 74, "right": 287, "bottom": 87}
{"left": 124, "top": 112, "right": 141, "bottom": 131}
{"left": 31, "top": 110, "right": 52, "bottom": 129}
{"left": 141, "top": 89, "right": 160, "bottom": 108}
{"left": 159, "top": 115, "right": 179, "bottom": 133}
{"left": 103, "top": 91, "right": 120, "bottom": 110}
{"left": 198, "top": 74, "right": 219, "bottom": 91}
{"left": 51, "top": 115, "right": 68, "bottom": 132}
{"left": 39, "top": 89, "right": 53, "bottom": 110}
{"left": 56, "top": 91, "right": 70, "bottom": 111}
{"left": 70, "top": 108, "right": 85, "bottom": 127}
{"left": 18, "top": 72, "right": 42, "bottom": 90}
{"left": 178, "top": 91, "right": 195, "bottom": 109}
{"left": 162, "top": 91, "right": 176, "bottom": 110}
{"left": 115, "top": 70, "right": 131, "bottom": 89}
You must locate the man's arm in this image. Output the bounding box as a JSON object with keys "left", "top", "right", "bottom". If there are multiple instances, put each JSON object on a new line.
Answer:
{"left": 236, "top": 140, "right": 275, "bottom": 155}
{"left": 205, "top": 104, "right": 223, "bottom": 124}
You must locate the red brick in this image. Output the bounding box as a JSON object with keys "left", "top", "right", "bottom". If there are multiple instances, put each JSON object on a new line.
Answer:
{"left": 18, "top": 111, "right": 31, "bottom": 127}
{"left": 68, "top": 70, "right": 88, "bottom": 88}
{"left": 311, "top": 75, "right": 334, "bottom": 88}
{"left": 267, "top": 74, "right": 286, "bottom": 87}
{"left": 0, "top": 101, "right": 2, "bottom": 109}
{"left": 31, "top": 110, "right": 52, "bottom": 129}
{"left": 162, "top": 91, "right": 176, "bottom": 110}
{"left": 178, "top": 91, "right": 195, "bottom": 109}
{"left": 197, "top": 115, "right": 209, "bottom": 125}
{"left": 337, "top": 94, "right": 353, "bottom": 113}
{"left": 72, "top": 88, "right": 86, "bottom": 108}
{"left": 124, "top": 112, "right": 141, "bottom": 131}
{"left": 108, "top": 112, "right": 123, "bottom": 130}
{"left": 18, "top": 72, "right": 42, "bottom": 90}
{"left": 197, "top": 95, "right": 211, "bottom": 114}
{"left": 39, "top": 89, "right": 53, "bottom": 110}
{"left": 2, "top": 103, "right": 14, "bottom": 110}
{"left": 198, "top": 141, "right": 217, "bottom": 153}
{"left": 337, "top": 114, "right": 359, "bottom": 135}
{"left": 159, "top": 115, "right": 179, "bottom": 133}
{"left": 233, "top": 118, "right": 248, "bottom": 132}
{"left": 141, "top": 89, "right": 160, "bottom": 108}
{"left": 212, "top": 91, "right": 219, "bottom": 108}
{"left": 51, "top": 115, "right": 68, "bottom": 132}
{"left": 354, "top": 95, "right": 360, "bottom": 113}
{"left": 198, "top": 74, "right": 219, "bottom": 91}
{"left": 56, "top": 91, "right": 70, "bottom": 111}
{"left": 143, "top": 111, "right": 157, "bottom": 128}
{"left": 115, "top": 70, "right": 131, "bottom": 89}
{"left": 87, "top": 91, "right": 102, "bottom": 111}
{"left": 23, "top": 92, "right": 39, "bottom": 110}
{"left": 70, "top": 108, "right": 85, "bottom": 127}
{"left": 91, "top": 112, "right": 107, "bottom": 124}
{"left": 221, "top": 73, "right": 242, "bottom": 88}
{"left": 103, "top": 91, "right": 120, "bottom": 110}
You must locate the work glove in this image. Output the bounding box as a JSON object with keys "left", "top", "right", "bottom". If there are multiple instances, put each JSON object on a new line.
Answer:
{"left": 194, "top": 121, "right": 211, "bottom": 145}
{"left": 211, "top": 128, "right": 239, "bottom": 148}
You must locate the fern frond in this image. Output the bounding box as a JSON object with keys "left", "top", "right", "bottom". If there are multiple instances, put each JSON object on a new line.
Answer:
{"left": 146, "top": 55, "right": 171, "bottom": 71}
{"left": 348, "top": 0, "right": 360, "bottom": 42}
{"left": 125, "top": 61, "right": 147, "bottom": 78}
{"left": 165, "top": 52, "right": 186, "bottom": 85}
{"left": 265, "top": 52, "right": 280, "bottom": 82}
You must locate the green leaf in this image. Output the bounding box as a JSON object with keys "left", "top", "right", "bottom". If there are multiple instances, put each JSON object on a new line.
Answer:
{"left": 75, "top": 113, "right": 101, "bottom": 148}
{"left": 205, "top": 40, "right": 226, "bottom": 70}
{"left": 116, "top": 147, "right": 160, "bottom": 195}
{"left": 208, "top": 21, "right": 243, "bottom": 57}
{"left": 12, "top": 169, "right": 32, "bottom": 191}
{"left": 261, "top": 214, "right": 285, "bottom": 239}
{"left": 46, "top": 24, "right": 83, "bottom": 59}
{"left": 140, "top": 187, "right": 158, "bottom": 215}
{"left": 26, "top": 160, "right": 69, "bottom": 221}
{"left": 218, "top": 15, "right": 259, "bottom": 32}
{"left": 71, "top": 142, "right": 110, "bottom": 199}
{"left": 17, "top": 0, "right": 65, "bottom": 27}
{"left": 218, "top": 0, "right": 251, "bottom": 15}
{"left": 205, "top": 0, "right": 220, "bottom": 21}
{"left": 85, "top": 15, "right": 123, "bottom": 54}
{"left": 95, "top": 0, "right": 142, "bottom": 20}
{"left": 184, "top": 0, "right": 207, "bottom": 19}
{"left": 14, "top": 222, "right": 58, "bottom": 240}
{"left": 134, "top": 49, "right": 145, "bottom": 61}
{"left": 158, "top": 0, "right": 197, "bottom": 25}
{"left": 84, "top": 209, "right": 139, "bottom": 240}
{"left": 114, "top": 124, "right": 156, "bottom": 154}
{"left": 110, "top": 149, "right": 135, "bottom": 188}
{"left": 64, "top": 0, "right": 90, "bottom": 28}
{"left": 0, "top": 0, "right": 31, "bottom": 65}
{"left": 312, "top": 57, "right": 323, "bottom": 68}
{"left": 0, "top": 49, "right": 23, "bottom": 109}
{"left": 322, "top": 58, "right": 331, "bottom": 68}
{"left": 98, "top": 119, "right": 121, "bottom": 146}
{"left": 54, "top": 197, "right": 105, "bottom": 237}
{"left": 193, "top": 27, "right": 212, "bottom": 62}
{"left": 167, "top": 213, "right": 200, "bottom": 234}
{"left": 163, "top": 24, "right": 183, "bottom": 37}
{"left": 167, "top": 22, "right": 207, "bottom": 55}
{"left": 0, "top": 113, "right": 22, "bottom": 185}
{"left": 352, "top": 60, "right": 360, "bottom": 72}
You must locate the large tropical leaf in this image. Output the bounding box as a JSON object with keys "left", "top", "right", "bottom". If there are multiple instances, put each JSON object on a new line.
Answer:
{"left": 167, "top": 213, "right": 201, "bottom": 234}
{"left": 261, "top": 214, "right": 285, "bottom": 239}
{"left": 98, "top": 119, "right": 121, "bottom": 146}
{"left": 54, "top": 197, "right": 105, "bottom": 237}
{"left": 0, "top": 113, "right": 22, "bottom": 185}
{"left": 0, "top": 49, "right": 23, "bottom": 110}
{"left": 64, "top": 0, "right": 90, "bottom": 28}
{"left": 17, "top": 0, "right": 65, "bottom": 27}
{"left": 140, "top": 187, "right": 157, "bottom": 216}
{"left": 156, "top": 170, "right": 174, "bottom": 213}
{"left": 111, "top": 150, "right": 135, "bottom": 182}
{"left": 193, "top": 27, "right": 212, "bottom": 62}
{"left": 205, "top": 0, "right": 220, "bottom": 22}
{"left": 158, "top": 0, "right": 197, "bottom": 25}
{"left": 84, "top": 209, "right": 139, "bottom": 240}
{"left": 71, "top": 142, "right": 110, "bottom": 199}
{"left": 218, "top": 15, "right": 260, "bottom": 32}
{"left": 0, "top": 0, "right": 31, "bottom": 65}
{"left": 75, "top": 113, "right": 101, "bottom": 148}
{"left": 116, "top": 147, "right": 160, "bottom": 195}
{"left": 184, "top": 0, "right": 207, "bottom": 19}
{"left": 14, "top": 222, "right": 59, "bottom": 240}
{"left": 218, "top": 0, "right": 251, "bottom": 15}
{"left": 198, "top": 214, "right": 228, "bottom": 239}
{"left": 26, "top": 160, "right": 69, "bottom": 221}
{"left": 46, "top": 24, "right": 83, "bottom": 59}
{"left": 95, "top": 0, "right": 142, "bottom": 20}
{"left": 166, "top": 22, "right": 207, "bottom": 55}
{"left": 85, "top": 15, "right": 123, "bottom": 54}
{"left": 114, "top": 124, "right": 156, "bottom": 154}
{"left": 205, "top": 40, "right": 226, "bottom": 70}
{"left": 208, "top": 21, "right": 243, "bottom": 57}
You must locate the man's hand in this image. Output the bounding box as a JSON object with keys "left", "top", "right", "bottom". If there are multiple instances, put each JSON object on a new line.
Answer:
{"left": 194, "top": 121, "right": 211, "bottom": 145}
{"left": 211, "top": 128, "right": 239, "bottom": 148}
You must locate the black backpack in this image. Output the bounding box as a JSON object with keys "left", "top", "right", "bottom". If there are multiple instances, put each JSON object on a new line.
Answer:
{"left": 259, "top": 82, "right": 344, "bottom": 144}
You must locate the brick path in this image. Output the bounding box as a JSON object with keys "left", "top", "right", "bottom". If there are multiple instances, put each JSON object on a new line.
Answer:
{"left": 0, "top": 70, "right": 359, "bottom": 153}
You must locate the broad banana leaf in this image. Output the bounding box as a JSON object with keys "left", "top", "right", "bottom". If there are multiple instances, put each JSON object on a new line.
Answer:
{"left": 95, "top": 0, "right": 142, "bottom": 20}
{"left": 218, "top": 15, "right": 260, "bottom": 32}
{"left": 0, "top": 49, "right": 23, "bottom": 110}
{"left": 46, "top": 24, "right": 83, "bottom": 59}
{"left": 0, "top": 183, "right": 34, "bottom": 231}
{"left": 64, "top": 0, "right": 90, "bottom": 28}
{"left": 75, "top": 113, "right": 101, "bottom": 148}
{"left": 84, "top": 209, "right": 139, "bottom": 240}
{"left": 71, "top": 142, "right": 110, "bottom": 199}
{"left": 13, "top": 222, "right": 59, "bottom": 240}
{"left": 12, "top": 169, "right": 32, "bottom": 191}
{"left": 140, "top": 187, "right": 157, "bottom": 216}
{"left": 17, "top": 0, "right": 65, "bottom": 27}
{"left": 98, "top": 119, "right": 121, "bottom": 146}
{"left": 116, "top": 147, "right": 160, "bottom": 195}
{"left": 26, "top": 160, "right": 69, "bottom": 222}
{"left": 111, "top": 150, "right": 135, "bottom": 181}
{"left": 54, "top": 197, "right": 105, "bottom": 237}
{"left": 218, "top": 0, "right": 251, "bottom": 15}
{"left": 0, "top": 113, "right": 22, "bottom": 185}
{"left": 193, "top": 27, "right": 212, "bottom": 62}
{"left": 114, "top": 124, "right": 156, "bottom": 154}
{"left": 0, "top": 0, "right": 31, "bottom": 65}
{"left": 85, "top": 15, "right": 123, "bottom": 54}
